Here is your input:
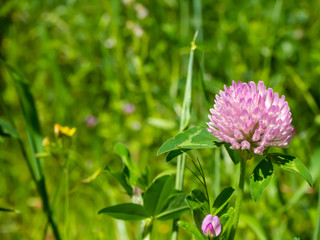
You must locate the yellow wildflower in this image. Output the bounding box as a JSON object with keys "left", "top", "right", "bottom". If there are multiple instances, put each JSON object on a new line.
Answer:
{"left": 54, "top": 124, "right": 76, "bottom": 137}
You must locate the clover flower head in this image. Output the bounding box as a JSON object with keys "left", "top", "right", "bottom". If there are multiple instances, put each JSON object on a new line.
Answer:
{"left": 201, "top": 214, "right": 221, "bottom": 237}
{"left": 85, "top": 115, "right": 98, "bottom": 127}
{"left": 207, "top": 81, "right": 295, "bottom": 155}
{"left": 123, "top": 103, "right": 135, "bottom": 114}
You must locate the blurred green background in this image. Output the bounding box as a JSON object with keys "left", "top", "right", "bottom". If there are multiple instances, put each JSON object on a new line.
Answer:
{"left": 1, "top": 0, "right": 320, "bottom": 239}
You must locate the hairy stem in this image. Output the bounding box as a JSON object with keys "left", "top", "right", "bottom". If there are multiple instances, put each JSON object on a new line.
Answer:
{"left": 229, "top": 153, "right": 248, "bottom": 239}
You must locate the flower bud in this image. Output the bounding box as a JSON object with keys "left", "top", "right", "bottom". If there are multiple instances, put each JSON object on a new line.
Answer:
{"left": 201, "top": 214, "right": 221, "bottom": 237}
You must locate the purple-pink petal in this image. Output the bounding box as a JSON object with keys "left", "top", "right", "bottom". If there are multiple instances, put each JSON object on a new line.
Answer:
{"left": 211, "top": 215, "right": 221, "bottom": 236}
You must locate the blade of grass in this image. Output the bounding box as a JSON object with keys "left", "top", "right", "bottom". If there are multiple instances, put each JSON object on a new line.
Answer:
{"left": 171, "top": 32, "right": 198, "bottom": 240}
{"left": 1, "top": 59, "right": 61, "bottom": 240}
{"left": 179, "top": 34, "right": 197, "bottom": 132}
{"left": 313, "top": 180, "right": 320, "bottom": 240}
{"left": 0, "top": 95, "right": 36, "bottom": 182}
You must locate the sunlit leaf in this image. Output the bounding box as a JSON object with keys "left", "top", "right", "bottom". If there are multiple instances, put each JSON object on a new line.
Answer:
{"left": 250, "top": 158, "right": 274, "bottom": 202}
{"left": 270, "top": 153, "right": 313, "bottom": 186}
{"left": 158, "top": 126, "right": 220, "bottom": 157}
{"left": 98, "top": 203, "right": 149, "bottom": 220}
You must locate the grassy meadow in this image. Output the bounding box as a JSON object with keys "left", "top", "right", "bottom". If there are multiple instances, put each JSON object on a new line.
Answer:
{"left": 1, "top": 0, "right": 320, "bottom": 239}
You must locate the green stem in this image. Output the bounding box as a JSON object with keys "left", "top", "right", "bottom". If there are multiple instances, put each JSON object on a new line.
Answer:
{"left": 43, "top": 158, "right": 65, "bottom": 240}
{"left": 171, "top": 154, "right": 186, "bottom": 240}
{"left": 230, "top": 153, "right": 247, "bottom": 239}
{"left": 313, "top": 180, "right": 320, "bottom": 240}
{"left": 141, "top": 218, "right": 153, "bottom": 240}
{"left": 64, "top": 157, "right": 69, "bottom": 240}
{"left": 175, "top": 154, "right": 186, "bottom": 189}
{"left": 48, "top": 214, "right": 60, "bottom": 240}
{"left": 214, "top": 148, "right": 220, "bottom": 198}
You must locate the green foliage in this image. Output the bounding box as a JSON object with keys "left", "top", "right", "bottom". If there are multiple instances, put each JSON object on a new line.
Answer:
{"left": 240, "top": 214, "right": 267, "bottom": 240}
{"left": 143, "top": 175, "right": 174, "bottom": 216}
{"left": 249, "top": 153, "right": 313, "bottom": 202}
{"left": 183, "top": 187, "right": 235, "bottom": 239}
{"left": 250, "top": 158, "right": 274, "bottom": 202}
{"left": 224, "top": 144, "right": 240, "bottom": 164}
{"left": 179, "top": 32, "right": 197, "bottom": 132}
{"left": 0, "top": 207, "right": 19, "bottom": 213}
{"left": 212, "top": 187, "right": 235, "bottom": 215}
{"left": 155, "top": 193, "right": 189, "bottom": 221}
{"left": 270, "top": 153, "right": 313, "bottom": 186}
{"left": 104, "top": 166, "right": 133, "bottom": 197}
{"left": 218, "top": 207, "right": 234, "bottom": 238}
{"left": 177, "top": 221, "right": 205, "bottom": 240}
{"left": 158, "top": 126, "right": 220, "bottom": 160}
{"left": 98, "top": 203, "right": 149, "bottom": 221}
{"left": 99, "top": 174, "right": 188, "bottom": 222}
{"left": 105, "top": 142, "right": 149, "bottom": 196}
{"left": 114, "top": 143, "right": 141, "bottom": 186}
{"left": 1, "top": 62, "right": 61, "bottom": 239}
{"left": 2, "top": 62, "right": 44, "bottom": 181}
{"left": 0, "top": 119, "right": 19, "bottom": 139}
{"left": 186, "top": 189, "right": 210, "bottom": 231}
